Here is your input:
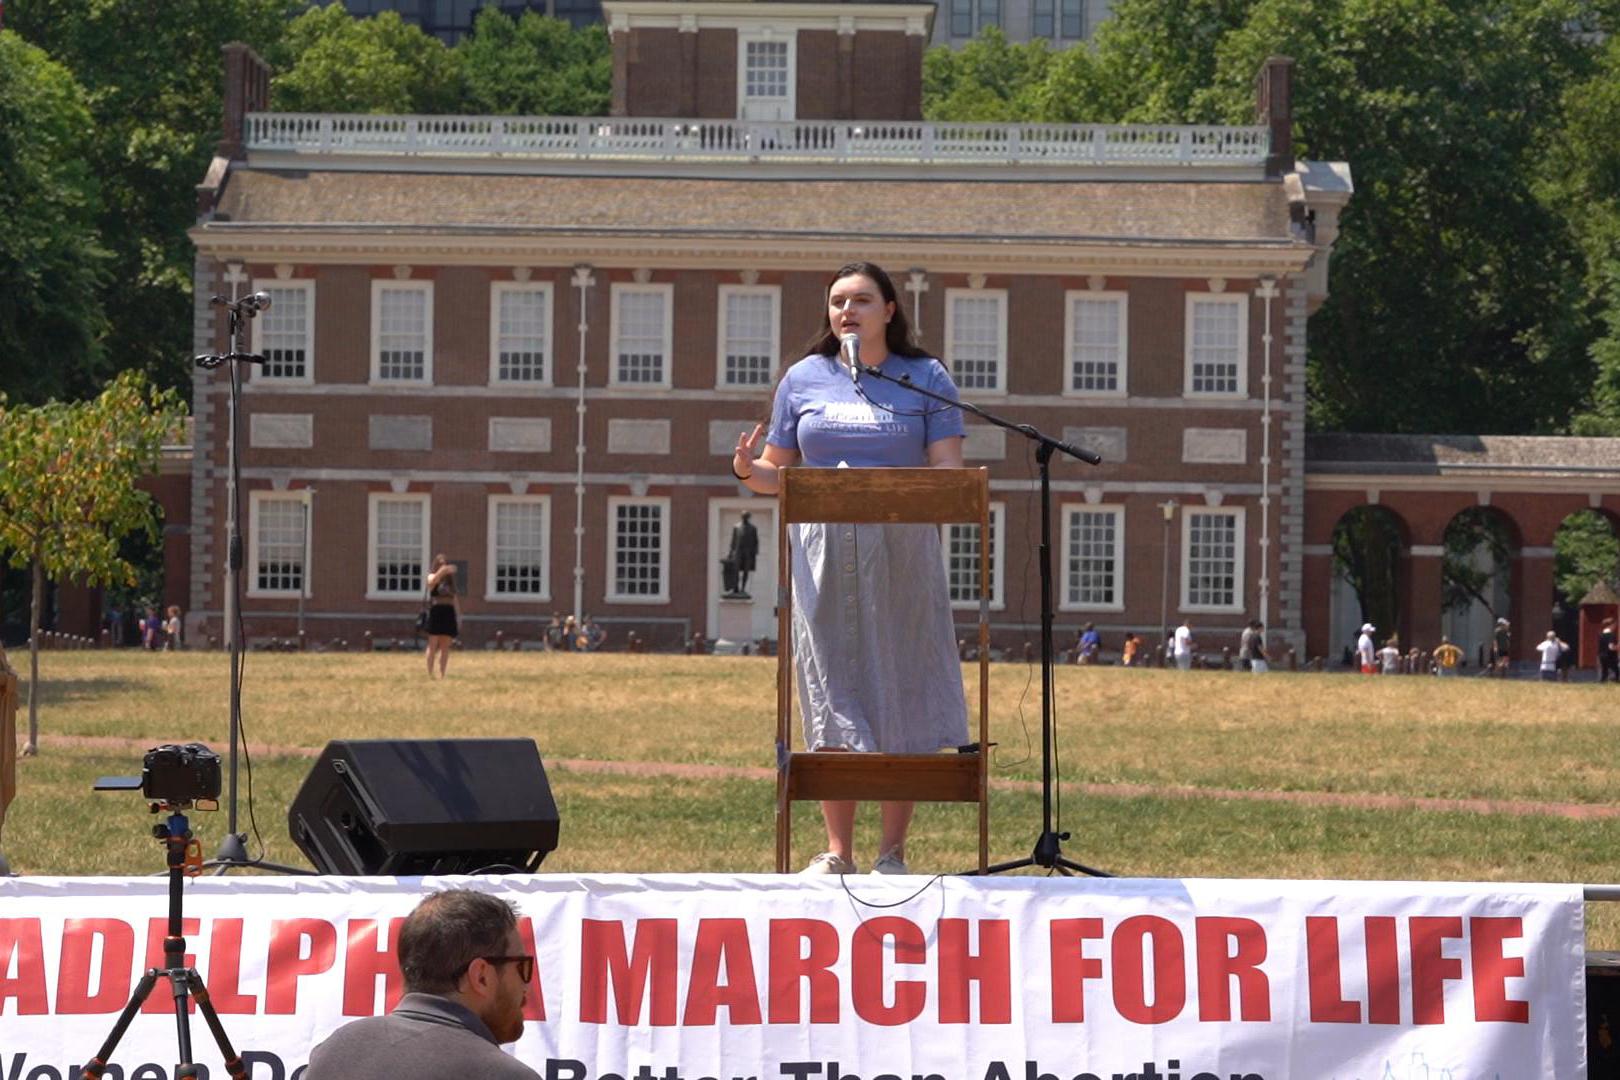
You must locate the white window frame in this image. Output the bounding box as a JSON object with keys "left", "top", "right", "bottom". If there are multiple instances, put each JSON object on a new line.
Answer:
{"left": 248, "top": 279, "right": 316, "bottom": 385}
{"left": 736, "top": 30, "right": 796, "bottom": 120}
{"left": 1183, "top": 293, "right": 1248, "bottom": 399}
{"left": 370, "top": 280, "right": 434, "bottom": 386}
{"left": 943, "top": 502, "right": 1006, "bottom": 612}
{"left": 485, "top": 495, "right": 552, "bottom": 602}
{"left": 1059, "top": 503, "right": 1125, "bottom": 612}
{"left": 1181, "top": 506, "right": 1246, "bottom": 614}
{"left": 605, "top": 495, "right": 671, "bottom": 604}
{"left": 1063, "top": 290, "right": 1128, "bottom": 398}
{"left": 609, "top": 283, "right": 674, "bottom": 390}
{"left": 366, "top": 492, "right": 431, "bottom": 600}
{"left": 944, "top": 288, "right": 1008, "bottom": 395}
{"left": 488, "top": 282, "right": 554, "bottom": 388}
{"left": 715, "top": 284, "right": 781, "bottom": 389}
{"left": 246, "top": 490, "right": 313, "bottom": 599}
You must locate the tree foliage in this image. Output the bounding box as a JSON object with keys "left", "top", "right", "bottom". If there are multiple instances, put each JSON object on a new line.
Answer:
{"left": 1331, "top": 506, "right": 1402, "bottom": 634}
{"left": 5, "top": 0, "right": 302, "bottom": 405}
{"left": 458, "top": 8, "right": 611, "bottom": 117}
{"left": 1553, "top": 510, "right": 1620, "bottom": 603}
{"left": 0, "top": 373, "right": 184, "bottom": 755}
{"left": 1441, "top": 508, "right": 1515, "bottom": 617}
{"left": 923, "top": 27, "right": 1053, "bottom": 121}
{"left": 0, "top": 32, "right": 108, "bottom": 405}
{"left": 269, "top": 4, "right": 463, "bottom": 114}
{"left": 926, "top": 0, "right": 1619, "bottom": 438}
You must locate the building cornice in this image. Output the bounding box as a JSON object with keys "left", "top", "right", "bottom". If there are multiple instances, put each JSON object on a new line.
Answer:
{"left": 602, "top": 0, "right": 933, "bottom": 36}
{"left": 188, "top": 226, "right": 1315, "bottom": 278}
{"left": 1306, "top": 472, "right": 1620, "bottom": 495}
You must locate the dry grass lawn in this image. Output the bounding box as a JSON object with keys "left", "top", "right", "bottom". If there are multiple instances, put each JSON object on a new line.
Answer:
{"left": 5, "top": 649, "right": 1620, "bottom": 941}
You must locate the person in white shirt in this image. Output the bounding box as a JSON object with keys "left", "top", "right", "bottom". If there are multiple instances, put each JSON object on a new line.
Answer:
{"left": 1378, "top": 636, "right": 1402, "bottom": 675}
{"left": 1356, "top": 623, "right": 1377, "bottom": 674}
{"left": 1536, "top": 630, "right": 1567, "bottom": 683}
{"left": 1173, "top": 620, "right": 1194, "bottom": 671}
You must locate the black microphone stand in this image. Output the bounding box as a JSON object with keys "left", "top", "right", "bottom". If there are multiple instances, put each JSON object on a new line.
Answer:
{"left": 852, "top": 359, "right": 1111, "bottom": 877}
{"left": 194, "top": 296, "right": 307, "bottom": 876}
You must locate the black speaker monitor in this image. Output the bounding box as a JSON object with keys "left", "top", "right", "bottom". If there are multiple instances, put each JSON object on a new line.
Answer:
{"left": 288, "top": 738, "right": 559, "bottom": 875}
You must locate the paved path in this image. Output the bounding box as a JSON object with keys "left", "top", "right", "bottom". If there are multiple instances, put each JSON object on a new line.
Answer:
{"left": 36, "top": 733, "right": 1620, "bottom": 822}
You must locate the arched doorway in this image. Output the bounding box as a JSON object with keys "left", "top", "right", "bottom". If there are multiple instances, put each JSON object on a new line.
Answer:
{"left": 1441, "top": 507, "right": 1520, "bottom": 665}
{"left": 1329, "top": 505, "right": 1408, "bottom": 663}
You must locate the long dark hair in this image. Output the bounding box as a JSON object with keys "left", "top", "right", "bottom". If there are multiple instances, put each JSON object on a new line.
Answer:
{"left": 797, "top": 261, "right": 930, "bottom": 360}
{"left": 760, "top": 262, "right": 931, "bottom": 425}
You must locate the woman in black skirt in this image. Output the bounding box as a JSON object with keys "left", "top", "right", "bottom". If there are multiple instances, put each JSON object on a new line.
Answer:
{"left": 424, "top": 554, "right": 459, "bottom": 678}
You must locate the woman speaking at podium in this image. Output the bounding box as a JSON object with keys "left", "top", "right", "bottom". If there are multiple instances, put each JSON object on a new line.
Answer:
{"left": 731, "top": 262, "right": 969, "bottom": 877}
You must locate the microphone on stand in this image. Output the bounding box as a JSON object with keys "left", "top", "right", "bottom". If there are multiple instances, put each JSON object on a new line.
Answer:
{"left": 840, "top": 333, "right": 861, "bottom": 385}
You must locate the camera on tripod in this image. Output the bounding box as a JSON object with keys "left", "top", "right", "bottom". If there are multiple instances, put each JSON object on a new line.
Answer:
{"left": 94, "top": 743, "right": 223, "bottom": 809}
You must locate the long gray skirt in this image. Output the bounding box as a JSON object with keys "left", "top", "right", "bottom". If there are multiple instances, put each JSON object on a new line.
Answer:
{"left": 790, "top": 522, "right": 969, "bottom": 754}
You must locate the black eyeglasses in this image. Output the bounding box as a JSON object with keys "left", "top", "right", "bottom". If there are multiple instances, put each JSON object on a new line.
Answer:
{"left": 471, "top": 954, "right": 535, "bottom": 982}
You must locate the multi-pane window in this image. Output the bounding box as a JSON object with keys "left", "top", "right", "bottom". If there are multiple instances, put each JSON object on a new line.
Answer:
{"left": 1184, "top": 509, "right": 1243, "bottom": 611}
{"left": 488, "top": 497, "right": 549, "bottom": 600}
{"left": 946, "top": 290, "right": 1006, "bottom": 392}
{"left": 611, "top": 285, "right": 671, "bottom": 387}
{"left": 719, "top": 287, "right": 779, "bottom": 387}
{"left": 1032, "top": 0, "right": 1084, "bottom": 38}
{"left": 1066, "top": 292, "right": 1127, "bottom": 395}
{"left": 491, "top": 284, "right": 551, "bottom": 385}
{"left": 1062, "top": 506, "right": 1123, "bottom": 610}
{"left": 253, "top": 282, "right": 313, "bottom": 381}
{"left": 369, "top": 495, "right": 427, "bottom": 597}
{"left": 249, "top": 493, "right": 309, "bottom": 596}
{"left": 944, "top": 504, "right": 1004, "bottom": 609}
{"left": 950, "top": 0, "right": 1001, "bottom": 35}
{"left": 744, "top": 41, "right": 789, "bottom": 100}
{"left": 608, "top": 498, "right": 669, "bottom": 602}
{"left": 1185, "top": 294, "right": 1246, "bottom": 397}
{"left": 372, "top": 282, "right": 432, "bottom": 383}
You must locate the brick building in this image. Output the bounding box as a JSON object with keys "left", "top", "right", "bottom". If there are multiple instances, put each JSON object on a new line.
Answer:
{"left": 184, "top": 4, "right": 1353, "bottom": 655}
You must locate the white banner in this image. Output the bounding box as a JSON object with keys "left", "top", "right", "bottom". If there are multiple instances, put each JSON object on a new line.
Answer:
{"left": 0, "top": 875, "right": 1586, "bottom": 1080}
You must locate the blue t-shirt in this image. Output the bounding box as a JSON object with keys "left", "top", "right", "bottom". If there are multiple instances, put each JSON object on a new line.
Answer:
{"left": 766, "top": 353, "right": 966, "bottom": 467}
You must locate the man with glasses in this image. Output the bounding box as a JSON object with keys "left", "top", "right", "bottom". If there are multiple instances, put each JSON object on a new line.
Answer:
{"left": 306, "top": 888, "right": 539, "bottom": 1078}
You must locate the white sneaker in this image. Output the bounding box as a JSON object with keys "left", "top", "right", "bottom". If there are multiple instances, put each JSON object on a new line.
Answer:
{"left": 870, "top": 849, "right": 909, "bottom": 875}
{"left": 800, "top": 852, "right": 857, "bottom": 875}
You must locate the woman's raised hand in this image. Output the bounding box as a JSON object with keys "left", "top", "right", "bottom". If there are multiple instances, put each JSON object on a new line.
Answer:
{"left": 733, "top": 423, "right": 763, "bottom": 479}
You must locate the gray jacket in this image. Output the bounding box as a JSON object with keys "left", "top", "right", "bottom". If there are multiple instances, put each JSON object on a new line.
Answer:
{"left": 305, "top": 992, "right": 540, "bottom": 1080}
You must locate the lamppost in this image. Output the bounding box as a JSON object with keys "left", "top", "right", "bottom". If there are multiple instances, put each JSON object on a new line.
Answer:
{"left": 1158, "top": 499, "right": 1177, "bottom": 664}
{"left": 297, "top": 488, "right": 315, "bottom": 641}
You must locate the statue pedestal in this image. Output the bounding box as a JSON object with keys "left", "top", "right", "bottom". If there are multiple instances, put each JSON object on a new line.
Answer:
{"left": 716, "top": 596, "right": 755, "bottom": 648}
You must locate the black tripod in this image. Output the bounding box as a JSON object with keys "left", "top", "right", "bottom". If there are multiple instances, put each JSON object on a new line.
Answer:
{"left": 81, "top": 807, "right": 250, "bottom": 1080}
{"left": 852, "top": 359, "right": 1111, "bottom": 876}
{"left": 195, "top": 293, "right": 305, "bottom": 877}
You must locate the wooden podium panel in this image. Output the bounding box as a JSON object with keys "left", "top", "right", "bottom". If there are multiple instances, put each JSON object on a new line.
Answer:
{"left": 775, "top": 467, "right": 991, "bottom": 873}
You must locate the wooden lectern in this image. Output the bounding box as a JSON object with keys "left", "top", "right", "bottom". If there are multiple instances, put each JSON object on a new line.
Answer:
{"left": 775, "top": 467, "right": 991, "bottom": 873}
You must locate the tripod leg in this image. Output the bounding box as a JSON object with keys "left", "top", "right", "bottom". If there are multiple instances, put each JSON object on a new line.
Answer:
{"left": 185, "top": 970, "right": 250, "bottom": 1080}
{"left": 82, "top": 968, "right": 162, "bottom": 1080}
{"left": 170, "top": 967, "right": 198, "bottom": 1074}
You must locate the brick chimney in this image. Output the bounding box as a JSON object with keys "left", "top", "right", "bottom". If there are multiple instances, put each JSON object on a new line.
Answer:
{"left": 1256, "top": 56, "right": 1293, "bottom": 177}
{"left": 218, "top": 42, "right": 271, "bottom": 161}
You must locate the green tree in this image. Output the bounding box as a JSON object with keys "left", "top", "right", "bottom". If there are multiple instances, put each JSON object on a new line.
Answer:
{"left": 1553, "top": 510, "right": 1620, "bottom": 603}
{"left": 0, "top": 32, "right": 109, "bottom": 405}
{"left": 458, "top": 8, "right": 611, "bottom": 116}
{"left": 0, "top": 373, "right": 184, "bottom": 756}
{"left": 1441, "top": 508, "right": 1515, "bottom": 618}
{"left": 1191, "top": 0, "right": 1598, "bottom": 435}
{"left": 6, "top": 0, "right": 299, "bottom": 402}
{"left": 1553, "top": 33, "right": 1620, "bottom": 435}
{"left": 923, "top": 27, "right": 1053, "bottom": 121}
{"left": 270, "top": 4, "right": 463, "bottom": 113}
{"left": 1331, "top": 506, "right": 1403, "bottom": 634}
